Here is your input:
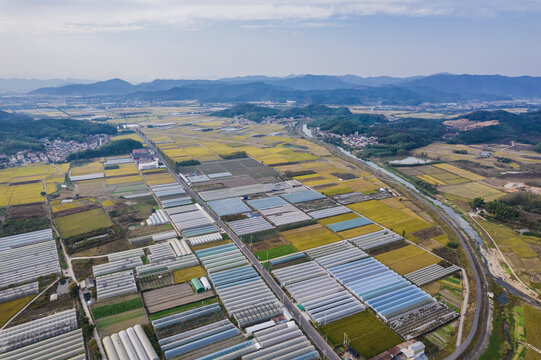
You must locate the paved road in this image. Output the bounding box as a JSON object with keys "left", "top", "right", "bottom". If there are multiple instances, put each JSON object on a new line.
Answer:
{"left": 138, "top": 130, "right": 340, "bottom": 360}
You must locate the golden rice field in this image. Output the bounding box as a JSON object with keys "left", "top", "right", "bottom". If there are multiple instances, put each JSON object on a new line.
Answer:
{"left": 105, "top": 175, "right": 143, "bottom": 185}
{"left": 524, "top": 304, "right": 541, "bottom": 350}
{"left": 0, "top": 295, "right": 36, "bottom": 327}
{"left": 439, "top": 182, "right": 502, "bottom": 201}
{"left": 347, "top": 199, "right": 431, "bottom": 238}
{"left": 417, "top": 174, "right": 446, "bottom": 186}
{"left": 433, "top": 163, "right": 485, "bottom": 181}
{"left": 0, "top": 164, "right": 57, "bottom": 183}
{"left": 55, "top": 208, "right": 113, "bottom": 238}
{"left": 104, "top": 163, "right": 138, "bottom": 177}
{"left": 51, "top": 201, "right": 79, "bottom": 213}
{"left": 477, "top": 220, "right": 539, "bottom": 260}
{"left": 111, "top": 133, "right": 144, "bottom": 142}
{"left": 101, "top": 200, "right": 116, "bottom": 207}
{"left": 281, "top": 224, "right": 341, "bottom": 251}
{"left": 143, "top": 172, "right": 176, "bottom": 185}
{"left": 0, "top": 182, "right": 45, "bottom": 206}
{"left": 173, "top": 266, "right": 207, "bottom": 284}
{"left": 70, "top": 161, "right": 104, "bottom": 176}
{"left": 374, "top": 244, "right": 441, "bottom": 275}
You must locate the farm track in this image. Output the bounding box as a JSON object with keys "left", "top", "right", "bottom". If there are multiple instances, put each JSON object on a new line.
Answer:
{"left": 138, "top": 129, "right": 342, "bottom": 360}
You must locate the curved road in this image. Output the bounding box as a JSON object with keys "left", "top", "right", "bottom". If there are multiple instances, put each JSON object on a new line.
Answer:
{"left": 138, "top": 130, "right": 341, "bottom": 360}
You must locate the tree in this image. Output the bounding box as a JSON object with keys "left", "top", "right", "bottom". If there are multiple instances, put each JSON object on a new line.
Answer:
{"left": 40, "top": 191, "right": 46, "bottom": 196}
{"left": 470, "top": 197, "right": 485, "bottom": 209}
{"left": 535, "top": 142, "right": 541, "bottom": 154}
{"left": 69, "top": 282, "right": 80, "bottom": 299}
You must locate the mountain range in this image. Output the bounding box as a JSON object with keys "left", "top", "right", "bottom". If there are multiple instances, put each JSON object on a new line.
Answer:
{"left": 6, "top": 74, "right": 541, "bottom": 104}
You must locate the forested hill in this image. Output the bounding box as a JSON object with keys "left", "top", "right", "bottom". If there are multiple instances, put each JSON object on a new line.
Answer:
{"left": 0, "top": 110, "right": 117, "bottom": 155}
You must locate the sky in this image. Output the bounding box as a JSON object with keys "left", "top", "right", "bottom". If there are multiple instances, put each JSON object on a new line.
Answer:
{"left": 1, "top": 0, "right": 541, "bottom": 81}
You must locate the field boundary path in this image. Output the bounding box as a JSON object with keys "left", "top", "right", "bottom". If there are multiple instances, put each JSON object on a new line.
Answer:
{"left": 138, "top": 129, "right": 341, "bottom": 360}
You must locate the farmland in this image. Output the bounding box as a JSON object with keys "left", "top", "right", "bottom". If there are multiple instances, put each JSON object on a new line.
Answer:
{"left": 0, "top": 295, "right": 36, "bottom": 326}
{"left": 92, "top": 297, "right": 143, "bottom": 319}
{"left": 524, "top": 304, "right": 541, "bottom": 350}
{"left": 320, "top": 311, "right": 402, "bottom": 359}
{"left": 173, "top": 265, "right": 207, "bottom": 284}
{"left": 55, "top": 207, "right": 113, "bottom": 238}
{"left": 374, "top": 244, "right": 441, "bottom": 275}
{"left": 254, "top": 244, "right": 297, "bottom": 260}
{"left": 281, "top": 224, "right": 341, "bottom": 250}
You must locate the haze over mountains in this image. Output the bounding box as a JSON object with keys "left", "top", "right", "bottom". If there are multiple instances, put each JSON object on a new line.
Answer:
{"left": 3, "top": 74, "right": 541, "bottom": 105}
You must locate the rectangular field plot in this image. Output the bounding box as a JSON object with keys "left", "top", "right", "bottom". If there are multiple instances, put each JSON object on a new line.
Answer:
{"left": 439, "top": 182, "right": 502, "bottom": 200}
{"left": 348, "top": 229, "right": 404, "bottom": 251}
{"left": 320, "top": 311, "right": 402, "bottom": 359}
{"left": 374, "top": 244, "right": 441, "bottom": 275}
{"left": 347, "top": 199, "right": 431, "bottom": 237}
{"left": 433, "top": 163, "right": 485, "bottom": 181}
{"left": 405, "top": 264, "right": 461, "bottom": 286}
{"left": 281, "top": 224, "right": 341, "bottom": 251}
{"left": 55, "top": 208, "right": 113, "bottom": 238}
{"left": 326, "top": 217, "right": 373, "bottom": 232}
{"left": 143, "top": 283, "right": 216, "bottom": 314}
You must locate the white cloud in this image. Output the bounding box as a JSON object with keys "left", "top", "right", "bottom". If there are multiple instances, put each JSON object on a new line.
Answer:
{"left": 0, "top": 0, "right": 539, "bottom": 34}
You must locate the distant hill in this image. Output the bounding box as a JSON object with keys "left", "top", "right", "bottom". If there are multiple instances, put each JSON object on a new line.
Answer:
{"left": 27, "top": 73, "right": 541, "bottom": 103}
{"left": 402, "top": 74, "right": 541, "bottom": 99}
{"left": 0, "top": 78, "right": 93, "bottom": 93}
{"left": 31, "top": 78, "right": 136, "bottom": 96}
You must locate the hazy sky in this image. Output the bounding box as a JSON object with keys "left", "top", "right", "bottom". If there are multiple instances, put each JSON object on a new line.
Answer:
{"left": 1, "top": 0, "right": 540, "bottom": 81}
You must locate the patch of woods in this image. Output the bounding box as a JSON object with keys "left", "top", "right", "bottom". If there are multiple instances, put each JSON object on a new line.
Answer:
{"left": 472, "top": 192, "right": 541, "bottom": 233}
{"left": 67, "top": 138, "right": 143, "bottom": 161}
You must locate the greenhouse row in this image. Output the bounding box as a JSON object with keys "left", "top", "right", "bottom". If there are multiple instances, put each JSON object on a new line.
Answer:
{"left": 151, "top": 302, "right": 221, "bottom": 330}
{"left": 246, "top": 196, "right": 288, "bottom": 210}
{"left": 0, "top": 282, "right": 38, "bottom": 304}
{"left": 305, "top": 241, "right": 368, "bottom": 269}
{"left": 207, "top": 197, "right": 251, "bottom": 216}
{"left": 182, "top": 224, "right": 219, "bottom": 238}
{"left": 243, "top": 321, "right": 320, "bottom": 360}
{"left": 196, "top": 243, "right": 249, "bottom": 273}
{"left": 199, "top": 182, "right": 287, "bottom": 202}
{"left": 405, "top": 264, "right": 461, "bottom": 287}
{"left": 326, "top": 216, "right": 373, "bottom": 233}
{"left": 0, "top": 309, "right": 78, "bottom": 353}
{"left": 160, "top": 197, "right": 193, "bottom": 208}
{"left": 165, "top": 203, "right": 199, "bottom": 215}
{"left": 169, "top": 238, "right": 193, "bottom": 258}
{"left": 151, "top": 230, "right": 178, "bottom": 242}
{"left": 348, "top": 229, "right": 404, "bottom": 251}
{"left": 104, "top": 156, "right": 132, "bottom": 165}
{"left": 274, "top": 262, "right": 365, "bottom": 324}
{"left": 187, "top": 232, "right": 223, "bottom": 246}
{"left": 95, "top": 270, "right": 138, "bottom": 301}
{"left": 307, "top": 205, "right": 351, "bottom": 220}
{"left": 209, "top": 265, "right": 282, "bottom": 326}
{"left": 168, "top": 204, "right": 215, "bottom": 231}
{"left": 102, "top": 324, "right": 159, "bottom": 360}
{"left": 148, "top": 243, "right": 176, "bottom": 263}
{"left": 259, "top": 204, "right": 311, "bottom": 226}
{"left": 159, "top": 319, "right": 239, "bottom": 359}
{"left": 280, "top": 189, "right": 325, "bottom": 204}
{"left": 107, "top": 248, "right": 145, "bottom": 262}
{"left": 135, "top": 254, "right": 199, "bottom": 278}
{"left": 0, "top": 228, "right": 54, "bottom": 251}
{"left": 146, "top": 209, "right": 170, "bottom": 226}
{"left": 227, "top": 216, "right": 274, "bottom": 236}
{"left": 0, "top": 329, "right": 85, "bottom": 360}
{"left": 151, "top": 182, "right": 186, "bottom": 199}
{"left": 93, "top": 256, "right": 143, "bottom": 277}
{"left": 387, "top": 301, "right": 459, "bottom": 338}
{"left": 328, "top": 257, "right": 434, "bottom": 321}
{"left": 0, "top": 240, "right": 61, "bottom": 288}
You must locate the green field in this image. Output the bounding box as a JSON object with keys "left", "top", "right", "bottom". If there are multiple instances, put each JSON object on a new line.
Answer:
{"left": 173, "top": 265, "right": 207, "bottom": 284}
{"left": 524, "top": 304, "right": 541, "bottom": 350}
{"left": 320, "top": 311, "right": 402, "bottom": 359}
{"left": 254, "top": 244, "right": 297, "bottom": 260}
{"left": 95, "top": 308, "right": 146, "bottom": 328}
{"left": 55, "top": 208, "right": 113, "bottom": 238}
{"left": 92, "top": 297, "right": 143, "bottom": 319}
